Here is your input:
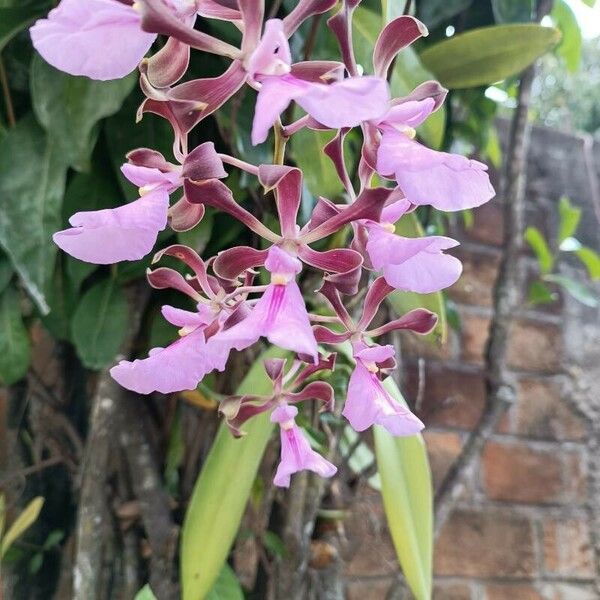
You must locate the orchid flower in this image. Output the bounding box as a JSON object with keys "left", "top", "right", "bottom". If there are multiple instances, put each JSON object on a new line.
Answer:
{"left": 53, "top": 142, "right": 226, "bottom": 264}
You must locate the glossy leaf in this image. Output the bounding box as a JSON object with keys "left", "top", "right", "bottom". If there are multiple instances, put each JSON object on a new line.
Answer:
{"left": 31, "top": 55, "right": 136, "bottom": 171}
{"left": 544, "top": 274, "right": 598, "bottom": 307}
{"left": 528, "top": 280, "right": 557, "bottom": 305}
{"left": 0, "top": 3, "right": 48, "bottom": 52}
{"left": 290, "top": 127, "right": 344, "bottom": 199}
{"left": 420, "top": 24, "right": 561, "bottom": 89}
{"left": 552, "top": 0, "right": 582, "bottom": 72}
{"left": 491, "top": 0, "right": 534, "bottom": 23}
{"left": 575, "top": 247, "right": 600, "bottom": 280}
{"left": 205, "top": 564, "right": 244, "bottom": 600}
{"left": 181, "top": 347, "right": 287, "bottom": 600}
{"left": 0, "top": 286, "right": 30, "bottom": 385}
{"left": 416, "top": 0, "right": 472, "bottom": 29}
{"left": 374, "top": 378, "right": 432, "bottom": 600}
{"left": 1, "top": 497, "right": 44, "bottom": 557}
{"left": 71, "top": 278, "right": 128, "bottom": 369}
{"left": 558, "top": 196, "right": 582, "bottom": 243}
{"left": 525, "top": 226, "right": 554, "bottom": 275}
{"left": 386, "top": 213, "right": 447, "bottom": 343}
{"left": 0, "top": 116, "right": 68, "bottom": 314}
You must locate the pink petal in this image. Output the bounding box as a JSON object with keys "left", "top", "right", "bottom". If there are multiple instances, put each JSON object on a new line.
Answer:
{"left": 343, "top": 363, "right": 423, "bottom": 436}
{"left": 376, "top": 131, "right": 495, "bottom": 211}
{"left": 366, "top": 228, "right": 462, "bottom": 293}
{"left": 53, "top": 190, "right": 169, "bottom": 264}
{"left": 30, "top": 0, "right": 156, "bottom": 81}
{"left": 265, "top": 245, "right": 302, "bottom": 277}
{"left": 161, "top": 304, "right": 214, "bottom": 328}
{"left": 377, "top": 98, "right": 435, "bottom": 129}
{"left": 246, "top": 19, "right": 292, "bottom": 79}
{"left": 273, "top": 423, "right": 336, "bottom": 488}
{"left": 354, "top": 344, "right": 395, "bottom": 364}
{"left": 380, "top": 199, "right": 412, "bottom": 224}
{"left": 297, "top": 76, "right": 389, "bottom": 129}
{"left": 120, "top": 164, "right": 181, "bottom": 192}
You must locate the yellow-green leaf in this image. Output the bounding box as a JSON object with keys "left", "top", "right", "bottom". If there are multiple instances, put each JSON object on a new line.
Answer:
{"left": 1, "top": 496, "right": 44, "bottom": 557}
{"left": 420, "top": 24, "right": 561, "bottom": 89}
{"left": 386, "top": 213, "right": 447, "bottom": 343}
{"left": 180, "top": 347, "right": 288, "bottom": 600}
{"left": 374, "top": 379, "right": 432, "bottom": 600}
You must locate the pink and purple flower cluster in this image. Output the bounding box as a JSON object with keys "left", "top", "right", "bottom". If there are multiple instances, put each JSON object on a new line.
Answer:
{"left": 31, "top": 0, "right": 494, "bottom": 487}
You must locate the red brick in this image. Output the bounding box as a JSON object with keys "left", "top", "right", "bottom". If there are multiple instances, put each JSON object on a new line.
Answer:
{"left": 423, "top": 431, "right": 462, "bottom": 491}
{"left": 564, "top": 450, "right": 587, "bottom": 503}
{"left": 498, "top": 379, "right": 588, "bottom": 441}
{"left": 345, "top": 485, "right": 396, "bottom": 577}
{"left": 543, "top": 518, "right": 595, "bottom": 579}
{"left": 460, "top": 313, "right": 490, "bottom": 364}
{"left": 346, "top": 578, "right": 391, "bottom": 600}
{"left": 507, "top": 320, "right": 562, "bottom": 373}
{"left": 540, "top": 583, "right": 597, "bottom": 599}
{"left": 485, "top": 584, "right": 543, "bottom": 600}
{"left": 433, "top": 582, "right": 473, "bottom": 599}
{"left": 447, "top": 250, "right": 500, "bottom": 307}
{"left": 482, "top": 441, "right": 564, "bottom": 504}
{"left": 434, "top": 510, "right": 536, "bottom": 577}
{"left": 405, "top": 363, "right": 486, "bottom": 430}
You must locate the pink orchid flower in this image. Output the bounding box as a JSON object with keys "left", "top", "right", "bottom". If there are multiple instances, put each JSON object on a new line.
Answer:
{"left": 53, "top": 142, "right": 225, "bottom": 264}
{"left": 271, "top": 405, "right": 336, "bottom": 488}
{"left": 363, "top": 200, "right": 463, "bottom": 294}
{"left": 215, "top": 245, "right": 319, "bottom": 362}
{"left": 248, "top": 19, "right": 389, "bottom": 145}
{"left": 343, "top": 343, "right": 424, "bottom": 436}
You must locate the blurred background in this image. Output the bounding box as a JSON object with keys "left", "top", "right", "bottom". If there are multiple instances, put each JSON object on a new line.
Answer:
{"left": 1, "top": 0, "right": 599, "bottom": 599}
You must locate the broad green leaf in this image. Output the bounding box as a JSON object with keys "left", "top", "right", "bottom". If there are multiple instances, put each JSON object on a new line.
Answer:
{"left": 290, "top": 127, "right": 344, "bottom": 199}
{"left": 386, "top": 213, "right": 447, "bottom": 343}
{"left": 374, "top": 378, "right": 432, "bottom": 600}
{"left": 0, "top": 4, "right": 48, "bottom": 52}
{"left": 558, "top": 202, "right": 582, "bottom": 245}
{"left": 0, "top": 286, "right": 30, "bottom": 385}
{"left": 525, "top": 226, "right": 554, "bottom": 274}
{"left": 353, "top": 7, "right": 446, "bottom": 149}
{"left": 558, "top": 196, "right": 582, "bottom": 243}
{"left": 134, "top": 584, "right": 157, "bottom": 600}
{"left": 181, "top": 347, "right": 287, "bottom": 600}
{"left": 528, "top": 280, "right": 557, "bottom": 305}
{"left": 177, "top": 210, "right": 215, "bottom": 256}
{"left": 205, "top": 564, "right": 244, "bottom": 600}
{"left": 552, "top": 0, "right": 582, "bottom": 72}
{"left": 71, "top": 278, "right": 128, "bottom": 369}
{"left": 31, "top": 55, "right": 136, "bottom": 171}
{"left": 1, "top": 497, "right": 44, "bottom": 557}
{"left": 575, "top": 247, "right": 600, "bottom": 280}
{"left": 491, "top": 0, "right": 534, "bottom": 23}
{"left": 0, "top": 116, "right": 68, "bottom": 314}
{"left": 416, "top": 0, "right": 472, "bottom": 29}
{"left": 420, "top": 24, "right": 561, "bottom": 89}
{"left": 544, "top": 274, "right": 598, "bottom": 307}
{"left": 381, "top": 0, "right": 403, "bottom": 24}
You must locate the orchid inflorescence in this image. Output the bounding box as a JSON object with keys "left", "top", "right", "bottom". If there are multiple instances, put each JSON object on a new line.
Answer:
{"left": 31, "top": 0, "right": 495, "bottom": 487}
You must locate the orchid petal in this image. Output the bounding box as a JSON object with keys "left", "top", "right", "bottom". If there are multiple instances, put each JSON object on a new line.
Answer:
{"left": 283, "top": 0, "right": 337, "bottom": 36}
{"left": 169, "top": 195, "right": 205, "bottom": 232}
{"left": 258, "top": 165, "right": 303, "bottom": 238}
{"left": 182, "top": 142, "right": 227, "bottom": 180}
{"left": 213, "top": 246, "right": 269, "bottom": 280}
{"left": 141, "top": 36, "right": 190, "bottom": 88}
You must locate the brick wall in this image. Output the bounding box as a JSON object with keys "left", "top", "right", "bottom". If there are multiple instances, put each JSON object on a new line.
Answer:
{"left": 343, "top": 123, "right": 600, "bottom": 599}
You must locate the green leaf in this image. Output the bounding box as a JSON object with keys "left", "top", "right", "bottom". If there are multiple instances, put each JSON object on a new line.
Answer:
{"left": 374, "top": 378, "right": 432, "bottom": 600}
{"left": 552, "top": 0, "right": 583, "bottom": 72}
{"left": 181, "top": 347, "right": 288, "bottom": 600}
{"left": 289, "top": 127, "right": 344, "bottom": 199}
{"left": 420, "top": 24, "right": 561, "bottom": 89}
{"left": 380, "top": 0, "right": 403, "bottom": 24}
{"left": 0, "top": 286, "right": 30, "bottom": 385}
{"left": 177, "top": 210, "right": 215, "bottom": 256}
{"left": 575, "top": 247, "right": 600, "bottom": 280}
{"left": 558, "top": 196, "right": 582, "bottom": 243}
{"left": 353, "top": 7, "right": 446, "bottom": 149}
{"left": 0, "top": 253, "right": 13, "bottom": 295}
{"left": 71, "top": 278, "right": 128, "bottom": 369}
{"left": 31, "top": 55, "right": 136, "bottom": 171}
{"left": 134, "top": 584, "right": 157, "bottom": 600}
{"left": 0, "top": 116, "right": 68, "bottom": 314}
{"left": 544, "top": 274, "right": 598, "bottom": 307}
{"left": 205, "top": 564, "right": 244, "bottom": 600}
{"left": 416, "top": 0, "right": 472, "bottom": 29}
{"left": 528, "top": 280, "right": 557, "bottom": 305}
{"left": 386, "top": 213, "right": 447, "bottom": 343}
{"left": 491, "top": 0, "right": 534, "bottom": 23}
{"left": 525, "top": 226, "right": 554, "bottom": 274}
{"left": 1, "top": 497, "right": 44, "bottom": 557}
{"left": 0, "top": 3, "right": 48, "bottom": 52}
